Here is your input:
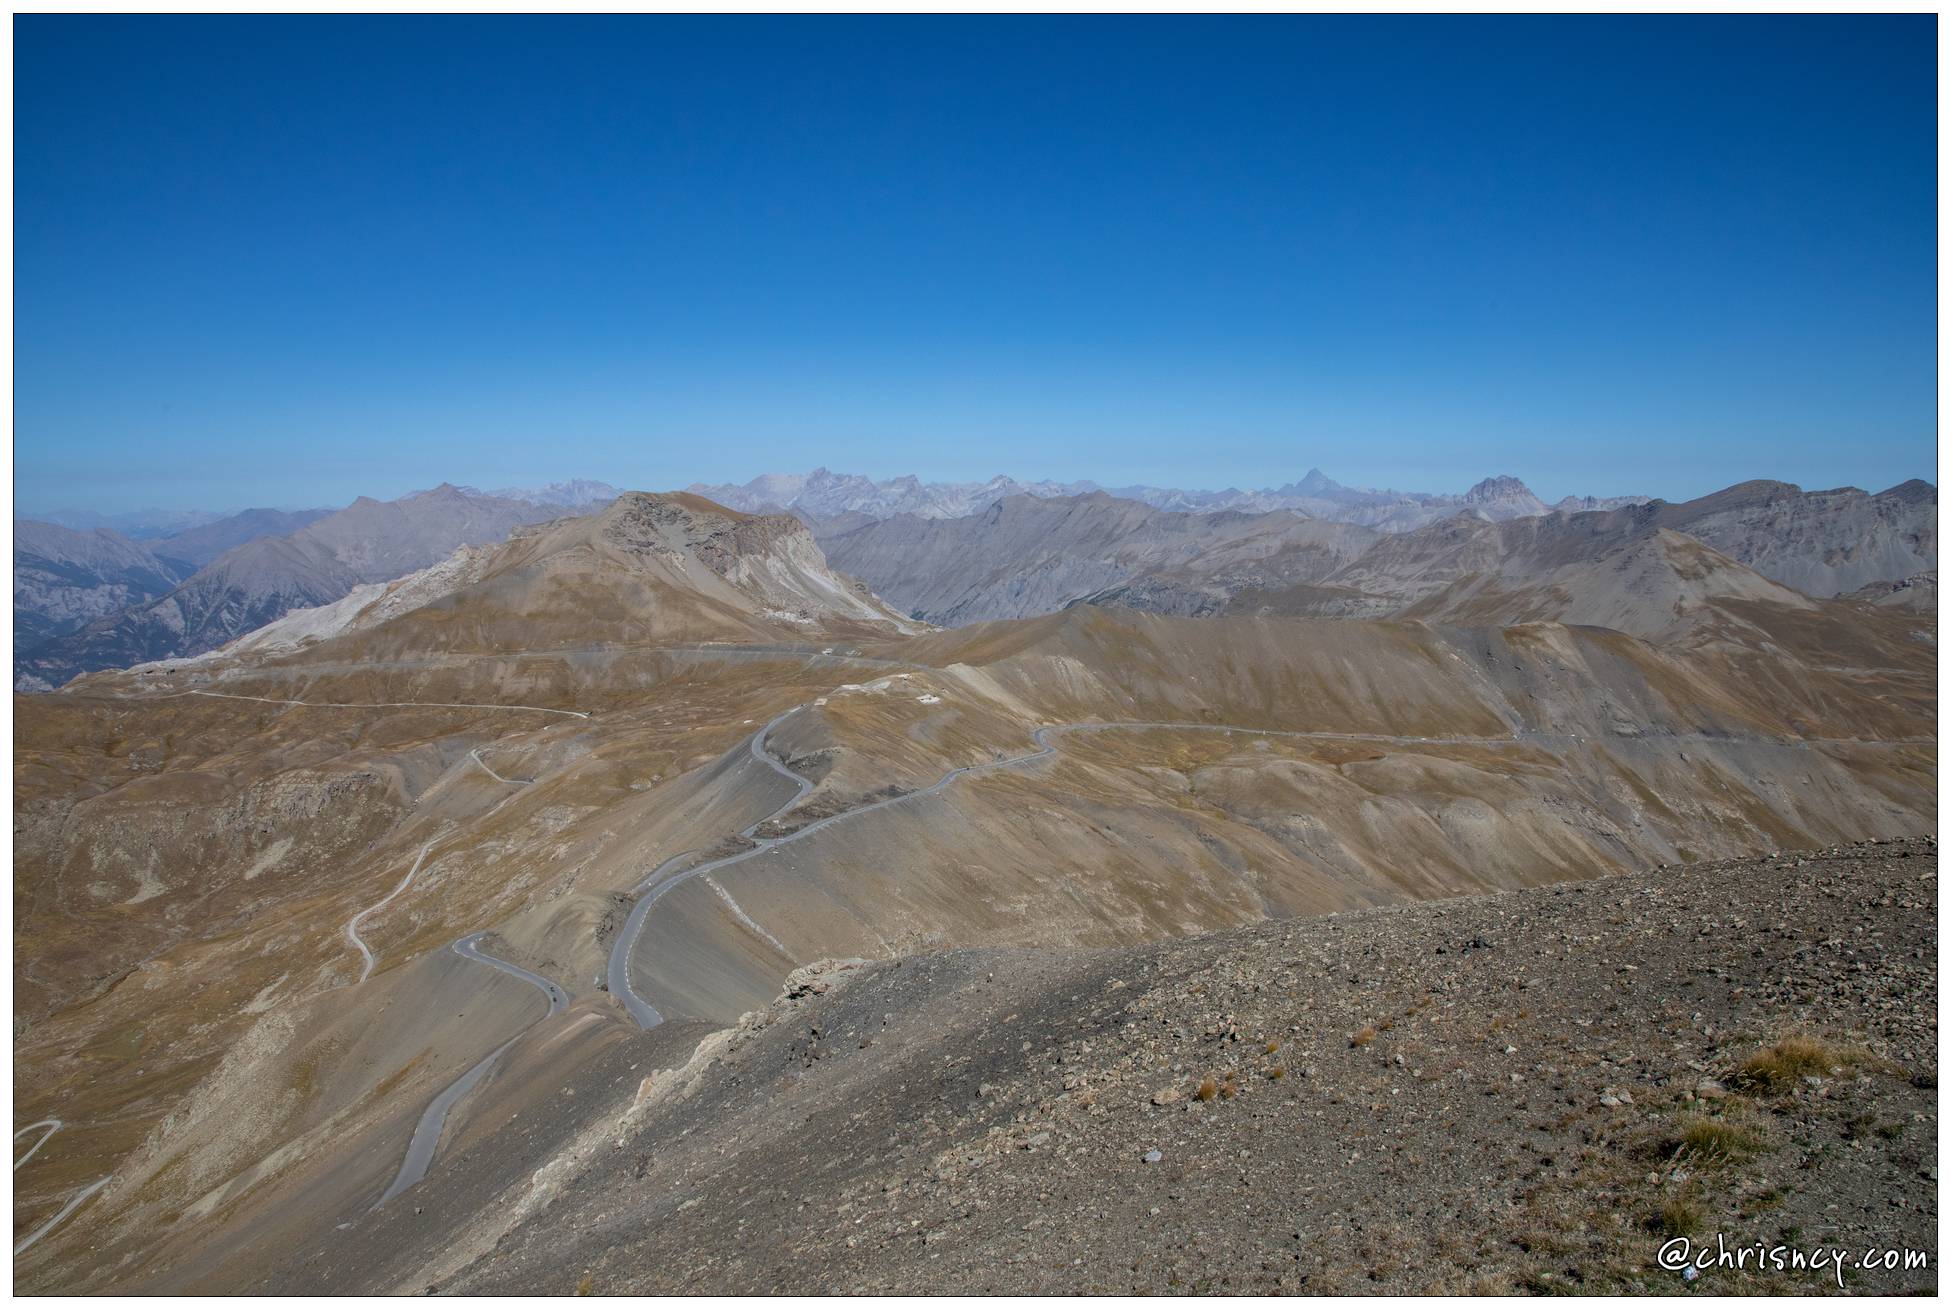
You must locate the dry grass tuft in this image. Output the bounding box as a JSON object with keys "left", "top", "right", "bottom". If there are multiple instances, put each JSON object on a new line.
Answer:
{"left": 1350, "top": 1025, "right": 1377, "bottom": 1048}
{"left": 1665, "top": 1115, "right": 1766, "bottom": 1166}
{"left": 1650, "top": 1190, "right": 1704, "bottom": 1238}
{"left": 1195, "top": 1076, "right": 1218, "bottom": 1102}
{"left": 1729, "top": 1034, "right": 1864, "bottom": 1093}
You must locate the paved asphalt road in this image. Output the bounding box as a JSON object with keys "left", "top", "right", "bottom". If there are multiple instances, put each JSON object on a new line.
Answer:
{"left": 375, "top": 934, "right": 568, "bottom": 1208}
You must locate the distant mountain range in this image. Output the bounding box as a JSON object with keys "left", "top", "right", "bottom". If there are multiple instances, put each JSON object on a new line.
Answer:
{"left": 15, "top": 486, "right": 566, "bottom": 690}
{"left": 479, "top": 479, "right": 626, "bottom": 510}
{"left": 14, "top": 468, "right": 1936, "bottom": 690}
{"left": 14, "top": 521, "right": 193, "bottom": 650}
{"left": 29, "top": 506, "right": 240, "bottom": 540}
{"left": 161, "top": 490, "right": 914, "bottom": 670}
{"left": 818, "top": 477, "right": 1937, "bottom": 630}
{"left": 686, "top": 466, "right": 1651, "bottom": 528}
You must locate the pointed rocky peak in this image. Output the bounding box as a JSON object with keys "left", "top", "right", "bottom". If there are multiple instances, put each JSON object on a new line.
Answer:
{"left": 1878, "top": 478, "right": 1936, "bottom": 503}
{"left": 1296, "top": 468, "right": 1340, "bottom": 495}
{"left": 1462, "top": 475, "right": 1536, "bottom": 503}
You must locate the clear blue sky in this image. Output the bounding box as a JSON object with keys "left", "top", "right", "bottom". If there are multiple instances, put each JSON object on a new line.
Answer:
{"left": 16, "top": 15, "right": 1937, "bottom": 514}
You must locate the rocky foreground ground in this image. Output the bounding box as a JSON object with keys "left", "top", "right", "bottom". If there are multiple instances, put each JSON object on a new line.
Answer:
{"left": 306, "top": 839, "right": 1937, "bottom": 1295}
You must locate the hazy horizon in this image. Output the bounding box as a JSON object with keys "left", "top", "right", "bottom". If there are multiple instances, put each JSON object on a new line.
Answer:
{"left": 17, "top": 457, "right": 1941, "bottom": 526}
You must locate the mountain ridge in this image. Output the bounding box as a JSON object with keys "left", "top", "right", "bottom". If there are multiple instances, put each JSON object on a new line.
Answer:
{"left": 687, "top": 465, "right": 1639, "bottom": 527}
{"left": 15, "top": 486, "right": 563, "bottom": 689}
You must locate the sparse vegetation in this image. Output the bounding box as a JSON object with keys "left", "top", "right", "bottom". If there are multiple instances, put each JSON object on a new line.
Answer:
{"left": 1650, "top": 1190, "right": 1704, "bottom": 1238}
{"left": 1664, "top": 1114, "right": 1767, "bottom": 1166}
{"left": 1728, "top": 1034, "right": 1862, "bottom": 1093}
{"left": 1350, "top": 1025, "right": 1376, "bottom": 1048}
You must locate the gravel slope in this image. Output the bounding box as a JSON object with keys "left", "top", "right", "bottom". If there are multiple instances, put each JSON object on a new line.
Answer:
{"left": 406, "top": 838, "right": 1935, "bottom": 1296}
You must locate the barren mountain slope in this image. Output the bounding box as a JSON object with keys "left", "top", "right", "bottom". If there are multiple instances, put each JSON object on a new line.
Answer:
{"left": 834, "top": 480, "right": 1937, "bottom": 631}
{"left": 269, "top": 491, "right": 921, "bottom": 662}
{"left": 1849, "top": 571, "right": 1937, "bottom": 611}
{"left": 817, "top": 493, "right": 1376, "bottom": 624}
{"left": 1084, "top": 499, "right": 1925, "bottom": 648}
{"left": 282, "top": 840, "right": 1936, "bottom": 1296}
{"left": 1310, "top": 514, "right": 1818, "bottom": 641}
{"left": 13, "top": 504, "right": 1932, "bottom": 1294}
{"left": 13, "top": 522, "right": 189, "bottom": 657}
{"left": 1647, "top": 478, "right": 1936, "bottom": 598}
{"left": 147, "top": 508, "right": 335, "bottom": 571}
{"left": 15, "top": 486, "right": 562, "bottom": 689}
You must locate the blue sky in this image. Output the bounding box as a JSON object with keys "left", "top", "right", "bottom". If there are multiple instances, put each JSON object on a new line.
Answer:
{"left": 16, "top": 15, "right": 1937, "bottom": 514}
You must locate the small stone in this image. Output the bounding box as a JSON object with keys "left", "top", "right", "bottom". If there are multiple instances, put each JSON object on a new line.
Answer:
{"left": 1143, "top": 1149, "right": 1163, "bottom": 1164}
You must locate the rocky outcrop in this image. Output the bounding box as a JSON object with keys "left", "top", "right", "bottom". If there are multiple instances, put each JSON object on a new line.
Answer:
{"left": 1849, "top": 570, "right": 1936, "bottom": 611}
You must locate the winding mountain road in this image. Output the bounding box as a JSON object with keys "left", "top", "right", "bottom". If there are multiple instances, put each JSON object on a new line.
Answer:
{"left": 375, "top": 934, "right": 568, "bottom": 1208}
{"left": 453, "top": 932, "right": 570, "bottom": 1011}
{"left": 607, "top": 708, "right": 819, "bottom": 1026}
{"left": 345, "top": 841, "right": 438, "bottom": 985}
{"left": 602, "top": 713, "right": 1923, "bottom": 1030}
{"left": 14, "top": 1120, "right": 61, "bottom": 1172}
{"left": 606, "top": 710, "right": 1089, "bottom": 1027}
{"left": 13, "top": 1177, "right": 112, "bottom": 1258}
{"left": 367, "top": 744, "right": 570, "bottom": 1208}
{"left": 161, "top": 688, "right": 589, "bottom": 718}
{"left": 13, "top": 1119, "right": 114, "bottom": 1260}
{"left": 467, "top": 747, "right": 533, "bottom": 785}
